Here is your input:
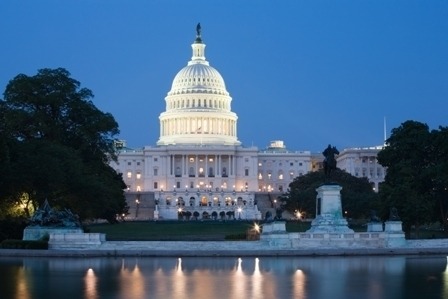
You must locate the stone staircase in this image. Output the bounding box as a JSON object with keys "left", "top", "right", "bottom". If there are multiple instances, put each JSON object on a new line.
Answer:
{"left": 125, "top": 192, "right": 155, "bottom": 220}
{"left": 255, "top": 192, "right": 294, "bottom": 220}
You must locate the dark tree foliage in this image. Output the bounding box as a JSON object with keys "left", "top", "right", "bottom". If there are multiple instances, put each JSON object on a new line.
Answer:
{"left": 0, "top": 68, "right": 127, "bottom": 222}
{"left": 378, "top": 120, "right": 448, "bottom": 234}
{"left": 280, "top": 168, "right": 378, "bottom": 219}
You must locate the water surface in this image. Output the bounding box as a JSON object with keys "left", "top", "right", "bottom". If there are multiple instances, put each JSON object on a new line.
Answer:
{"left": 1, "top": 255, "right": 447, "bottom": 299}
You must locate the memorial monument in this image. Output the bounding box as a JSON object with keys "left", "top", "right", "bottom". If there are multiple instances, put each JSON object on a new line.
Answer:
{"left": 23, "top": 200, "right": 83, "bottom": 240}
{"left": 307, "top": 145, "right": 354, "bottom": 233}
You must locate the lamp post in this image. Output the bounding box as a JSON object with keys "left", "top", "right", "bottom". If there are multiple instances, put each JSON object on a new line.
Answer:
{"left": 135, "top": 198, "right": 140, "bottom": 218}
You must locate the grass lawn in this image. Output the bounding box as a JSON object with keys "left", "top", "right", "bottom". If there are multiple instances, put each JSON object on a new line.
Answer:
{"left": 86, "top": 220, "right": 257, "bottom": 241}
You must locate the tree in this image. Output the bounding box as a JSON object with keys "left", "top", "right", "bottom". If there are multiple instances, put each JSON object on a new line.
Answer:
{"left": 377, "top": 121, "right": 433, "bottom": 234}
{"left": 280, "top": 168, "right": 378, "bottom": 220}
{"left": 428, "top": 127, "right": 448, "bottom": 230}
{"left": 377, "top": 120, "right": 448, "bottom": 234}
{"left": 0, "top": 68, "right": 127, "bottom": 222}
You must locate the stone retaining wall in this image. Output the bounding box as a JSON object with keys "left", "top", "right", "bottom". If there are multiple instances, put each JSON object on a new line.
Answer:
{"left": 49, "top": 233, "right": 106, "bottom": 249}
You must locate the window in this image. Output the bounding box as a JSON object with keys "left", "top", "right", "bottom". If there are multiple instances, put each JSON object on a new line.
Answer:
{"left": 176, "top": 182, "right": 181, "bottom": 189}
{"left": 136, "top": 185, "right": 141, "bottom": 192}
{"left": 137, "top": 162, "right": 141, "bottom": 166}
{"left": 154, "top": 168, "right": 158, "bottom": 176}
{"left": 154, "top": 182, "right": 158, "bottom": 189}
{"left": 290, "top": 162, "right": 293, "bottom": 166}
{"left": 128, "top": 162, "right": 131, "bottom": 166}
{"left": 299, "top": 162, "right": 303, "bottom": 166}
{"left": 127, "top": 171, "right": 132, "bottom": 178}
{"left": 136, "top": 172, "right": 141, "bottom": 179}
{"left": 154, "top": 158, "right": 158, "bottom": 162}
{"left": 245, "top": 169, "right": 249, "bottom": 176}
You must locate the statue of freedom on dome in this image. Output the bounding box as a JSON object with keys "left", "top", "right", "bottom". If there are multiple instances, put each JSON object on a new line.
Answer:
{"left": 196, "top": 23, "right": 201, "bottom": 37}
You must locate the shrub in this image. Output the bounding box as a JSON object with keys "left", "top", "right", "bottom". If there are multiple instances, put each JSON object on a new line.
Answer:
{"left": 0, "top": 218, "right": 28, "bottom": 242}
{"left": 1, "top": 239, "right": 48, "bottom": 249}
{"left": 224, "top": 233, "right": 246, "bottom": 240}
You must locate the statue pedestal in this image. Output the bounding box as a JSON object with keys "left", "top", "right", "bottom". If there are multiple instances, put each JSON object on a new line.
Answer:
{"left": 307, "top": 184, "right": 353, "bottom": 233}
{"left": 262, "top": 221, "right": 286, "bottom": 233}
{"left": 385, "top": 221, "right": 403, "bottom": 233}
{"left": 384, "top": 221, "right": 405, "bottom": 247}
{"left": 23, "top": 226, "right": 83, "bottom": 241}
{"left": 367, "top": 222, "right": 383, "bottom": 232}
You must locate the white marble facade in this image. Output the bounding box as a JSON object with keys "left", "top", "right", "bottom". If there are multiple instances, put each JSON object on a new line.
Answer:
{"left": 111, "top": 28, "right": 386, "bottom": 220}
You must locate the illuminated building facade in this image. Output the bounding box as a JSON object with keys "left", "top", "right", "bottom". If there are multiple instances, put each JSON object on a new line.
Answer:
{"left": 111, "top": 27, "right": 385, "bottom": 220}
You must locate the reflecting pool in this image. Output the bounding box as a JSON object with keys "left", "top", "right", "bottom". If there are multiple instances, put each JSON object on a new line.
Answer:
{"left": 1, "top": 255, "right": 447, "bottom": 299}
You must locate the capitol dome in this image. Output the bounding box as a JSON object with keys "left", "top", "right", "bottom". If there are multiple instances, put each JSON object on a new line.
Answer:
{"left": 169, "top": 63, "right": 229, "bottom": 96}
{"left": 157, "top": 25, "right": 240, "bottom": 146}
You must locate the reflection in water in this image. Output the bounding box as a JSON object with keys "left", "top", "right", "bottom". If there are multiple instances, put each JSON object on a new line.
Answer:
{"left": 0, "top": 255, "right": 447, "bottom": 299}
{"left": 84, "top": 269, "right": 97, "bottom": 299}
{"left": 172, "top": 258, "right": 186, "bottom": 299}
{"left": 444, "top": 256, "right": 448, "bottom": 298}
{"left": 293, "top": 269, "right": 306, "bottom": 299}
{"left": 251, "top": 258, "right": 263, "bottom": 299}
{"left": 232, "top": 257, "right": 245, "bottom": 298}
{"left": 15, "top": 267, "right": 30, "bottom": 299}
{"left": 119, "top": 259, "right": 145, "bottom": 299}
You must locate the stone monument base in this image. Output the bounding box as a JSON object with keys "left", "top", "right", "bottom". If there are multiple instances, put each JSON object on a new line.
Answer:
{"left": 307, "top": 215, "right": 354, "bottom": 233}
{"left": 23, "top": 226, "right": 83, "bottom": 241}
{"left": 367, "top": 222, "right": 383, "bottom": 232}
{"left": 49, "top": 233, "right": 106, "bottom": 249}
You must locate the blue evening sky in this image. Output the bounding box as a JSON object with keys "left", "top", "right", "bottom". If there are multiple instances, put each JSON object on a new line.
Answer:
{"left": 1, "top": 1, "right": 447, "bottom": 153}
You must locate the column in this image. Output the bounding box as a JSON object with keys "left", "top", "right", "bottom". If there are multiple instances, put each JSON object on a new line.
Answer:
{"left": 217, "top": 155, "right": 221, "bottom": 177}
{"left": 195, "top": 155, "right": 199, "bottom": 177}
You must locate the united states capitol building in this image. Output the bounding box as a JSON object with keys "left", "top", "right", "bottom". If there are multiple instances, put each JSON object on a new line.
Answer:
{"left": 110, "top": 26, "right": 386, "bottom": 220}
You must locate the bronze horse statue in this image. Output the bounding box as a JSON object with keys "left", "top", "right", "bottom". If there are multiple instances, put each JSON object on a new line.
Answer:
{"left": 323, "top": 144, "right": 339, "bottom": 177}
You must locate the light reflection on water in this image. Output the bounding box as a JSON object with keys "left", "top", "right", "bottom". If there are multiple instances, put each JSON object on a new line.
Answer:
{"left": 84, "top": 268, "right": 97, "bottom": 299}
{"left": 0, "top": 255, "right": 447, "bottom": 299}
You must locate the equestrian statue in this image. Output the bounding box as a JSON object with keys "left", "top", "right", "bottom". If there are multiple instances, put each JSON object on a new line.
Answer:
{"left": 323, "top": 144, "right": 339, "bottom": 177}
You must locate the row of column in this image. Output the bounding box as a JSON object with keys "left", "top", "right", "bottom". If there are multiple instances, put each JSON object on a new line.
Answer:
{"left": 169, "top": 154, "right": 235, "bottom": 177}
{"left": 168, "top": 98, "right": 229, "bottom": 110}
{"left": 161, "top": 117, "right": 236, "bottom": 137}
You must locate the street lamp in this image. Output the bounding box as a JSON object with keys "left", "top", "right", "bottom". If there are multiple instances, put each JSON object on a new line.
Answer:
{"left": 135, "top": 199, "right": 140, "bottom": 218}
